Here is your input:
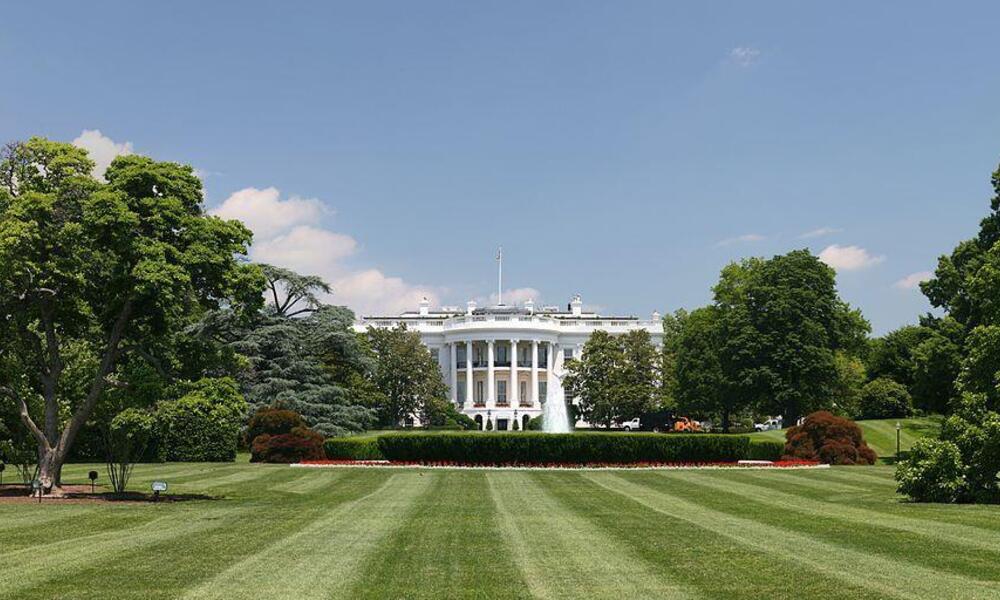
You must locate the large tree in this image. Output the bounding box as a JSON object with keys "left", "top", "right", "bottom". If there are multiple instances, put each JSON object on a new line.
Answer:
{"left": 672, "top": 307, "right": 740, "bottom": 431}
{"left": 0, "top": 138, "right": 262, "bottom": 493}
{"left": 366, "top": 325, "right": 448, "bottom": 427}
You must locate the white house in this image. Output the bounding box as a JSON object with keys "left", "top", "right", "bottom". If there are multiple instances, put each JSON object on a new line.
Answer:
{"left": 355, "top": 294, "right": 663, "bottom": 431}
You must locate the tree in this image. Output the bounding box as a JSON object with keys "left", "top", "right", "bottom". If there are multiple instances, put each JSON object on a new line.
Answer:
{"left": 0, "top": 138, "right": 262, "bottom": 493}
{"left": 103, "top": 408, "right": 155, "bottom": 495}
{"left": 366, "top": 325, "right": 448, "bottom": 427}
{"left": 562, "top": 331, "right": 624, "bottom": 428}
{"left": 831, "top": 351, "right": 866, "bottom": 418}
{"left": 673, "top": 307, "right": 738, "bottom": 432}
{"left": 858, "top": 378, "right": 913, "bottom": 420}
{"left": 618, "top": 330, "right": 662, "bottom": 417}
{"left": 715, "top": 250, "right": 870, "bottom": 426}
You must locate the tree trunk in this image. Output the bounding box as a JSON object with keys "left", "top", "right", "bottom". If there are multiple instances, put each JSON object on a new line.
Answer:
{"left": 721, "top": 410, "right": 731, "bottom": 434}
{"left": 37, "top": 445, "right": 66, "bottom": 495}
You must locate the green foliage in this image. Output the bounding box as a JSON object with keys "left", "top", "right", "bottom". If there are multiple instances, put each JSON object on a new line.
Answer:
{"left": 104, "top": 408, "right": 155, "bottom": 494}
{"left": 895, "top": 438, "right": 966, "bottom": 503}
{"left": 672, "top": 307, "right": 735, "bottom": 431}
{"left": 366, "top": 325, "right": 449, "bottom": 427}
{"left": 748, "top": 439, "right": 785, "bottom": 461}
{"left": 831, "top": 351, "right": 866, "bottom": 417}
{"left": 858, "top": 378, "right": 913, "bottom": 420}
{"left": 156, "top": 378, "right": 247, "bottom": 462}
{"left": 324, "top": 436, "right": 385, "bottom": 460}
{"left": 245, "top": 407, "right": 306, "bottom": 447}
{"left": 526, "top": 415, "right": 543, "bottom": 431}
{"left": 563, "top": 329, "right": 661, "bottom": 428}
{"left": 865, "top": 319, "right": 962, "bottom": 413}
{"left": 376, "top": 432, "right": 752, "bottom": 464}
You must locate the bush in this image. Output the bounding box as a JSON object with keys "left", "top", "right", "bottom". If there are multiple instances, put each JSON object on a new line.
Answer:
{"left": 526, "top": 416, "right": 543, "bottom": 431}
{"left": 251, "top": 426, "right": 325, "bottom": 463}
{"left": 895, "top": 438, "right": 966, "bottom": 503}
{"left": 104, "top": 408, "right": 155, "bottom": 495}
{"left": 858, "top": 378, "right": 913, "bottom": 419}
{"left": 783, "top": 411, "right": 877, "bottom": 465}
{"left": 245, "top": 407, "right": 306, "bottom": 447}
{"left": 748, "top": 439, "right": 785, "bottom": 461}
{"left": 156, "top": 377, "right": 247, "bottom": 462}
{"left": 376, "top": 432, "right": 751, "bottom": 464}
{"left": 324, "top": 436, "right": 385, "bottom": 460}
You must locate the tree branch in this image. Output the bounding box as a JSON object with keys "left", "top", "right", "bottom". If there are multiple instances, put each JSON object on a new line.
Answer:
{"left": 1, "top": 385, "right": 50, "bottom": 451}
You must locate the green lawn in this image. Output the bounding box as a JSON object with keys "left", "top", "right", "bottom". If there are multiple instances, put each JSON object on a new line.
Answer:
{"left": 748, "top": 416, "right": 943, "bottom": 458}
{"left": 3, "top": 458, "right": 999, "bottom": 599}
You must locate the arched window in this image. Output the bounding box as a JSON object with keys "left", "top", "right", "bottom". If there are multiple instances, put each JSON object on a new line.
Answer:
{"left": 522, "top": 414, "right": 531, "bottom": 430}
{"left": 474, "top": 414, "right": 484, "bottom": 430}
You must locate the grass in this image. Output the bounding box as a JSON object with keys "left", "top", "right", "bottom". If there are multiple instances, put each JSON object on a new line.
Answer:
{"left": 748, "top": 416, "right": 943, "bottom": 458}
{"left": 3, "top": 458, "right": 1000, "bottom": 599}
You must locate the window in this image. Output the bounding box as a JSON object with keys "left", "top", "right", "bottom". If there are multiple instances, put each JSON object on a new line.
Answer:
{"left": 564, "top": 348, "right": 574, "bottom": 360}
{"left": 497, "top": 380, "right": 507, "bottom": 405}
{"left": 519, "top": 381, "right": 528, "bottom": 404}
{"left": 476, "top": 381, "right": 484, "bottom": 405}
{"left": 496, "top": 344, "right": 507, "bottom": 364}
{"left": 539, "top": 382, "right": 548, "bottom": 401}
{"left": 457, "top": 345, "right": 467, "bottom": 365}
{"left": 457, "top": 384, "right": 466, "bottom": 403}
{"left": 431, "top": 348, "right": 440, "bottom": 364}
{"left": 539, "top": 346, "right": 548, "bottom": 366}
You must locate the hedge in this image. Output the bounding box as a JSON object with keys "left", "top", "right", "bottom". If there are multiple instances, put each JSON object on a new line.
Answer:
{"left": 325, "top": 437, "right": 385, "bottom": 460}
{"left": 748, "top": 439, "right": 785, "bottom": 461}
{"left": 374, "top": 432, "right": 751, "bottom": 464}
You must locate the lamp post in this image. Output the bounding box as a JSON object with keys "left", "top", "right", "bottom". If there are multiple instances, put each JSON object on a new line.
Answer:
{"left": 896, "top": 421, "right": 902, "bottom": 459}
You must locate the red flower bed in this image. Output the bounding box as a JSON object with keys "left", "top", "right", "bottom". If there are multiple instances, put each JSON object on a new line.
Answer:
{"left": 296, "top": 459, "right": 820, "bottom": 469}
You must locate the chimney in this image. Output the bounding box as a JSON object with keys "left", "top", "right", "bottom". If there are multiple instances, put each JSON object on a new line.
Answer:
{"left": 419, "top": 297, "right": 430, "bottom": 316}
{"left": 466, "top": 299, "right": 477, "bottom": 315}
{"left": 570, "top": 294, "right": 583, "bottom": 317}
{"left": 524, "top": 298, "right": 534, "bottom": 314}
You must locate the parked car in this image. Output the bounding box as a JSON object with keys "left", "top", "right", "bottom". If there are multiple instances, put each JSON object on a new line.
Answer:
{"left": 754, "top": 417, "right": 783, "bottom": 432}
{"left": 619, "top": 417, "right": 641, "bottom": 431}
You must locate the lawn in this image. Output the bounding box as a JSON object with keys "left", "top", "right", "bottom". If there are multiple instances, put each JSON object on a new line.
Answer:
{"left": 748, "top": 416, "right": 943, "bottom": 458}
{"left": 3, "top": 459, "right": 999, "bottom": 599}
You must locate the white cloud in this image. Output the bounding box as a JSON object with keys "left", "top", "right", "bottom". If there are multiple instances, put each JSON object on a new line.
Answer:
{"left": 894, "top": 271, "right": 933, "bottom": 290}
{"left": 72, "top": 129, "right": 133, "bottom": 180}
{"left": 481, "top": 287, "right": 542, "bottom": 308}
{"left": 798, "top": 227, "right": 842, "bottom": 239}
{"left": 728, "top": 47, "right": 761, "bottom": 67}
{"left": 818, "top": 244, "right": 885, "bottom": 271}
{"left": 716, "top": 233, "right": 766, "bottom": 247}
{"left": 212, "top": 187, "right": 324, "bottom": 240}
{"left": 212, "top": 187, "right": 438, "bottom": 317}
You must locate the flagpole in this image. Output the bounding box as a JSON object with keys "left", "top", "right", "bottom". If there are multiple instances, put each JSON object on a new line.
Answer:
{"left": 497, "top": 246, "right": 503, "bottom": 305}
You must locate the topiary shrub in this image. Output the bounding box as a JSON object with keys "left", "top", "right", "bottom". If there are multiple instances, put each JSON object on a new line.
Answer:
{"left": 858, "top": 378, "right": 913, "bottom": 419}
{"left": 324, "top": 436, "right": 385, "bottom": 460}
{"left": 156, "top": 377, "right": 247, "bottom": 462}
{"left": 252, "top": 426, "right": 325, "bottom": 463}
{"left": 783, "top": 411, "right": 877, "bottom": 465}
{"left": 245, "top": 407, "right": 306, "bottom": 447}
{"left": 748, "top": 439, "right": 785, "bottom": 461}
{"left": 895, "top": 438, "right": 966, "bottom": 503}
{"left": 526, "top": 416, "right": 543, "bottom": 431}
{"left": 376, "top": 432, "right": 751, "bottom": 464}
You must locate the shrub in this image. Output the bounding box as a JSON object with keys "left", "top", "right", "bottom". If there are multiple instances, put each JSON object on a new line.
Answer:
{"left": 783, "top": 411, "right": 876, "bottom": 465}
{"left": 895, "top": 438, "right": 966, "bottom": 503}
{"left": 156, "top": 377, "right": 247, "bottom": 462}
{"left": 376, "top": 432, "right": 751, "bottom": 464}
{"left": 251, "top": 426, "right": 325, "bottom": 463}
{"left": 526, "top": 416, "right": 543, "bottom": 431}
{"left": 324, "top": 436, "right": 385, "bottom": 460}
{"left": 748, "top": 439, "right": 785, "bottom": 461}
{"left": 104, "top": 408, "right": 155, "bottom": 495}
{"left": 245, "top": 407, "right": 306, "bottom": 447}
{"left": 858, "top": 378, "right": 913, "bottom": 419}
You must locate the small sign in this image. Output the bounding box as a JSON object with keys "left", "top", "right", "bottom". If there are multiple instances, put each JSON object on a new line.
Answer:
{"left": 151, "top": 481, "right": 168, "bottom": 493}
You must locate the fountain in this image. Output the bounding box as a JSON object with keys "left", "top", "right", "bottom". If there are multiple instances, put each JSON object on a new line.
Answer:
{"left": 542, "top": 383, "right": 572, "bottom": 433}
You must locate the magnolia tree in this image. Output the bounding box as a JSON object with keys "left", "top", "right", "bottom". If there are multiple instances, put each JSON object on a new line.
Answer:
{"left": 0, "top": 138, "right": 262, "bottom": 494}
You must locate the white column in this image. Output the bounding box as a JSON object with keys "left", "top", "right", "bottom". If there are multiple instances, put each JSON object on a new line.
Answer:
{"left": 487, "top": 339, "right": 496, "bottom": 409}
{"left": 450, "top": 343, "right": 458, "bottom": 405}
{"left": 546, "top": 342, "right": 556, "bottom": 402}
{"left": 510, "top": 339, "right": 518, "bottom": 407}
{"left": 531, "top": 340, "right": 539, "bottom": 406}
{"left": 465, "top": 340, "right": 473, "bottom": 407}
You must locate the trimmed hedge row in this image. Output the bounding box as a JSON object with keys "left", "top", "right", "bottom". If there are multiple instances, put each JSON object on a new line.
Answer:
{"left": 372, "top": 432, "right": 752, "bottom": 464}
{"left": 324, "top": 437, "right": 385, "bottom": 460}
{"left": 748, "top": 439, "right": 785, "bottom": 461}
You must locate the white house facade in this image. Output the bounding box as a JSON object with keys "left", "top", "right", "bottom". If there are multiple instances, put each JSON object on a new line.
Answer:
{"left": 355, "top": 294, "right": 663, "bottom": 431}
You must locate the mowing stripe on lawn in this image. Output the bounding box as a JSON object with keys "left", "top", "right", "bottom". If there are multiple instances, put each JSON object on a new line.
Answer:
{"left": 0, "top": 507, "right": 243, "bottom": 598}
{"left": 348, "top": 471, "right": 533, "bottom": 599}
{"left": 268, "top": 469, "right": 350, "bottom": 494}
{"left": 819, "top": 468, "right": 901, "bottom": 488}
{"left": 587, "top": 472, "right": 1000, "bottom": 599}
{"left": 0, "top": 506, "right": 107, "bottom": 533}
{"left": 488, "top": 471, "right": 693, "bottom": 600}
{"left": 537, "top": 473, "right": 878, "bottom": 599}
{"left": 670, "top": 471, "right": 1000, "bottom": 555}
{"left": 181, "top": 471, "right": 431, "bottom": 600}
{"left": 752, "top": 469, "right": 869, "bottom": 493}
{"left": 187, "top": 466, "right": 280, "bottom": 491}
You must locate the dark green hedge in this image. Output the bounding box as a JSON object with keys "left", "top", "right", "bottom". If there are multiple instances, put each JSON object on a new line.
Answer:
{"left": 325, "top": 437, "right": 385, "bottom": 460}
{"left": 748, "top": 439, "right": 785, "bottom": 461}
{"left": 375, "top": 432, "right": 751, "bottom": 464}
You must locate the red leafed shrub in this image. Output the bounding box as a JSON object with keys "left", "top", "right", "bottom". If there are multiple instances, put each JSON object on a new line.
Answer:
{"left": 251, "top": 426, "right": 325, "bottom": 463}
{"left": 783, "top": 411, "right": 876, "bottom": 465}
{"left": 245, "top": 407, "right": 307, "bottom": 448}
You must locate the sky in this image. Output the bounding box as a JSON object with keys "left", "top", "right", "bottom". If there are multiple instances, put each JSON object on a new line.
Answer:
{"left": 2, "top": 2, "right": 999, "bottom": 333}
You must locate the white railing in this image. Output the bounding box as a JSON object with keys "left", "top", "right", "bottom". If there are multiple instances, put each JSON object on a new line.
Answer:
{"left": 363, "top": 314, "right": 662, "bottom": 332}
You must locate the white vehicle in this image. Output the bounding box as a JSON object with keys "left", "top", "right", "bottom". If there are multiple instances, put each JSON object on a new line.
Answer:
{"left": 620, "top": 417, "right": 641, "bottom": 431}
{"left": 754, "top": 417, "right": 783, "bottom": 432}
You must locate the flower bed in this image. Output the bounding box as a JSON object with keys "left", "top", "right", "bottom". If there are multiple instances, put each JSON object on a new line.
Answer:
{"left": 294, "top": 458, "right": 824, "bottom": 470}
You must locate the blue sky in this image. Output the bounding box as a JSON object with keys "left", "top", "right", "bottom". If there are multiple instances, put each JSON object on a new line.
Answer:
{"left": 3, "top": 2, "right": 999, "bottom": 332}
